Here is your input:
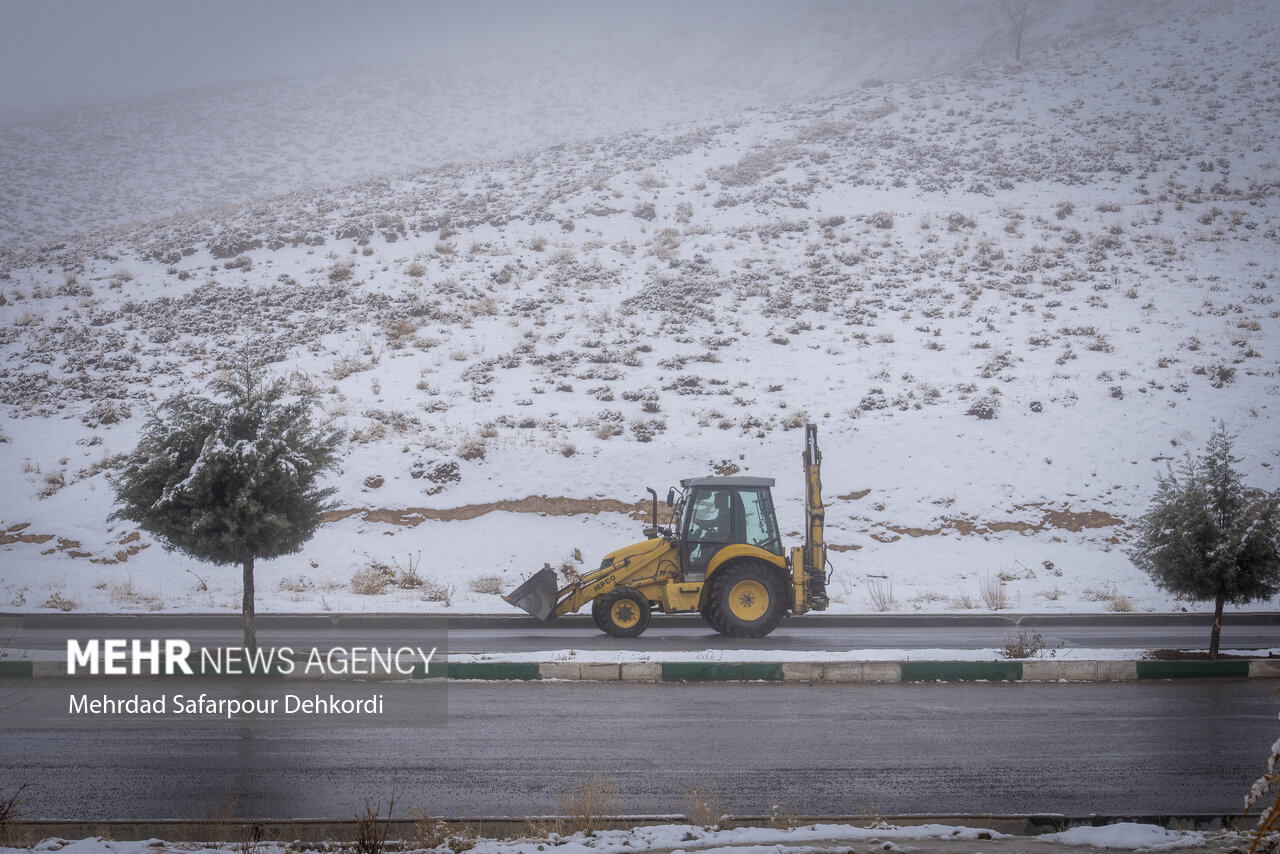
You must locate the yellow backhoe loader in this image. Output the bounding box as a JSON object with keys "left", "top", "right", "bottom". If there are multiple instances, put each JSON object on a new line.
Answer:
{"left": 503, "top": 424, "right": 830, "bottom": 637}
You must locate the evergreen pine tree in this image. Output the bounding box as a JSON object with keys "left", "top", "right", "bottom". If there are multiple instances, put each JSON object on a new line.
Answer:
{"left": 1128, "top": 422, "right": 1280, "bottom": 658}
{"left": 111, "top": 357, "right": 341, "bottom": 653}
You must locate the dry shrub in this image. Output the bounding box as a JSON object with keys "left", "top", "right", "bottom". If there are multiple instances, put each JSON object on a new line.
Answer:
{"left": 384, "top": 317, "right": 422, "bottom": 349}
{"left": 529, "top": 772, "right": 619, "bottom": 838}
{"left": 354, "top": 782, "right": 400, "bottom": 854}
{"left": 1107, "top": 593, "right": 1134, "bottom": 612}
{"left": 0, "top": 784, "right": 29, "bottom": 846}
{"left": 681, "top": 785, "right": 724, "bottom": 828}
{"left": 38, "top": 470, "right": 65, "bottom": 499}
{"left": 109, "top": 575, "right": 163, "bottom": 610}
{"left": 469, "top": 575, "right": 505, "bottom": 595}
{"left": 559, "top": 772, "right": 619, "bottom": 835}
{"left": 866, "top": 576, "right": 894, "bottom": 611}
{"left": 998, "top": 629, "right": 1062, "bottom": 660}
{"left": 393, "top": 553, "right": 423, "bottom": 589}
{"left": 1246, "top": 731, "right": 1280, "bottom": 854}
{"left": 1083, "top": 582, "right": 1132, "bottom": 612}
{"left": 351, "top": 564, "right": 391, "bottom": 595}
{"left": 767, "top": 804, "right": 804, "bottom": 829}
{"left": 331, "top": 355, "right": 373, "bottom": 380}
{"left": 41, "top": 591, "right": 76, "bottom": 611}
{"left": 278, "top": 575, "right": 312, "bottom": 593}
{"left": 411, "top": 809, "right": 477, "bottom": 852}
{"left": 183, "top": 790, "right": 265, "bottom": 850}
{"left": 979, "top": 573, "right": 1007, "bottom": 610}
{"left": 457, "top": 437, "right": 486, "bottom": 461}
{"left": 423, "top": 580, "right": 455, "bottom": 607}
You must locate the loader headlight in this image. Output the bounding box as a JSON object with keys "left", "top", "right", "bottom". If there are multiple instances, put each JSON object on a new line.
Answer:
{"left": 599, "top": 557, "right": 614, "bottom": 570}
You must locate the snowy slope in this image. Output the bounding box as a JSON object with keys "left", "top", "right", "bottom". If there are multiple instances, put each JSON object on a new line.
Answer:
{"left": 0, "top": 0, "right": 1277, "bottom": 618}
{"left": 0, "top": 0, "right": 1164, "bottom": 245}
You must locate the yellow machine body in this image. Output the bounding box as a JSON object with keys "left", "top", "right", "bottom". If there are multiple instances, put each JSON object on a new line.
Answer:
{"left": 503, "top": 424, "right": 830, "bottom": 637}
{"left": 553, "top": 539, "right": 788, "bottom": 618}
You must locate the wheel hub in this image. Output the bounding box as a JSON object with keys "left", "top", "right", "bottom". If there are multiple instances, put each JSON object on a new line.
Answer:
{"left": 728, "top": 579, "right": 769, "bottom": 621}
{"left": 610, "top": 600, "right": 640, "bottom": 628}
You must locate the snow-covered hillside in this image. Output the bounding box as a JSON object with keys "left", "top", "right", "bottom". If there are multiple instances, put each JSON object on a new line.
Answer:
{"left": 0, "top": 0, "right": 1171, "bottom": 245}
{"left": 0, "top": 0, "right": 1277, "bottom": 617}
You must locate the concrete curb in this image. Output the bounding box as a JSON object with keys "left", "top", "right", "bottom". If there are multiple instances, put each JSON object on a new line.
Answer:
{"left": 8, "top": 658, "right": 1277, "bottom": 682}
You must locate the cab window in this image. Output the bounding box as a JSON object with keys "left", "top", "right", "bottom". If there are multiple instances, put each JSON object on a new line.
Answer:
{"left": 684, "top": 488, "right": 736, "bottom": 577}
{"left": 688, "top": 490, "right": 734, "bottom": 543}
{"left": 741, "top": 488, "right": 783, "bottom": 555}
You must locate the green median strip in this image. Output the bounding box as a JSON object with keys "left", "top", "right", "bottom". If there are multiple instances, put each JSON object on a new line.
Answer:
{"left": 900, "top": 661, "right": 1023, "bottom": 682}
{"left": 410, "top": 661, "right": 441, "bottom": 679}
{"left": 1136, "top": 660, "right": 1251, "bottom": 679}
{"left": 661, "top": 662, "right": 784, "bottom": 682}
{"left": 0, "top": 661, "right": 33, "bottom": 679}
{"left": 446, "top": 662, "right": 540, "bottom": 680}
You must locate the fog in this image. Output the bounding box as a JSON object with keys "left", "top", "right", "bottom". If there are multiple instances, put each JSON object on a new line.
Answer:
{"left": 0, "top": 0, "right": 645, "bottom": 114}
{"left": 0, "top": 0, "right": 1116, "bottom": 243}
{"left": 0, "top": 0, "right": 1004, "bottom": 116}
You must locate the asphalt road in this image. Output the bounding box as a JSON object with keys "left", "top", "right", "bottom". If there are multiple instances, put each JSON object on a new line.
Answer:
{"left": 6, "top": 613, "right": 1280, "bottom": 655}
{"left": 2, "top": 680, "right": 1274, "bottom": 820}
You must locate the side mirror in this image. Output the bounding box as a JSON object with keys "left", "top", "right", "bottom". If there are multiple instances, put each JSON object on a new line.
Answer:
{"left": 666, "top": 488, "right": 675, "bottom": 507}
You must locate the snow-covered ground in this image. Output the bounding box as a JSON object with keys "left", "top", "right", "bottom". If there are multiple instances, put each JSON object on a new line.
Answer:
{"left": 1, "top": 1, "right": 1278, "bottom": 618}
{"left": 0, "top": 822, "right": 1240, "bottom": 854}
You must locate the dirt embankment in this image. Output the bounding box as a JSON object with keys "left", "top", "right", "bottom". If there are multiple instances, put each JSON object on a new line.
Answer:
{"left": 867, "top": 505, "right": 1127, "bottom": 543}
{"left": 1, "top": 523, "right": 147, "bottom": 564}
{"left": 3, "top": 498, "right": 1129, "bottom": 568}
{"left": 323, "top": 496, "right": 1127, "bottom": 552}
{"left": 321, "top": 496, "right": 655, "bottom": 526}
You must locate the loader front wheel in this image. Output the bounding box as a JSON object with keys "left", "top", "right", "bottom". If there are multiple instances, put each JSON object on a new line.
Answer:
{"left": 707, "top": 562, "right": 786, "bottom": 638}
{"left": 596, "top": 587, "right": 651, "bottom": 638}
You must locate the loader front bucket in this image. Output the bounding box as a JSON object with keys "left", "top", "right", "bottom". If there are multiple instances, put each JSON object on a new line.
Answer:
{"left": 502, "top": 566, "right": 561, "bottom": 621}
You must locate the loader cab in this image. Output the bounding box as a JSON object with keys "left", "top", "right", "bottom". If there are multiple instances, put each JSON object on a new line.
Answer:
{"left": 678, "top": 477, "right": 784, "bottom": 579}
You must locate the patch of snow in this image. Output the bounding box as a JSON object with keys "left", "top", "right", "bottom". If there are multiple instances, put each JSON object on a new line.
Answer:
{"left": 1039, "top": 823, "right": 1212, "bottom": 850}
{"left": 1, "top": 823, "right": 1238, "bottom": 854}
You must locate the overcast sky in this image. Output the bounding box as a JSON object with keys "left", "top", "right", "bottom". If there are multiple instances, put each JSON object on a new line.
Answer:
{"left": 0, "top": 0, "right": 682, "bottom": 115}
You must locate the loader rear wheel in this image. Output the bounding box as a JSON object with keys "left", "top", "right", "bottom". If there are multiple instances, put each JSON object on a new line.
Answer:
{"left": 700, "top": 599, "right": 726, "bottom": 634}
{"left": 706, "top": 562, "right": 786, "bottom": 638}
{"left": 596, "top": 587, "right": 651, "bottom": 638}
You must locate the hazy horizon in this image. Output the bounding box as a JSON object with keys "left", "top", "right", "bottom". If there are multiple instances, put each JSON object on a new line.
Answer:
{"left": 0, "top": 0, "right": 868, "bottom": 116}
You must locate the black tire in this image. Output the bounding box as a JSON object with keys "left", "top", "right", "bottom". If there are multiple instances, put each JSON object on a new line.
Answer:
{"left": 590, "top": 597, "right": 607, "bottom": 632}
{"left": 706, "top": 561, "right": 787, "bottom": 638}
{"left": 699, "top": 598, "right": 726, "bottom": 634}
{"left": 596, "top": 586, "right": 651, "bottom": 638}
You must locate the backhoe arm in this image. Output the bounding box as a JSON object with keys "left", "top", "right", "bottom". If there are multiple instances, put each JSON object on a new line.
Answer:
{"left": 801, "top": 423, "right": 828, "bottom": 610}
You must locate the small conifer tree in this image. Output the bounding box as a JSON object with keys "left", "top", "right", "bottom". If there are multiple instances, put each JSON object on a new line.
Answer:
{"left": 112, "top": 357, "right": 341, "bottom": 653}
{"left": 1128, "top": 423, "right": 1280, "bottom": 658}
